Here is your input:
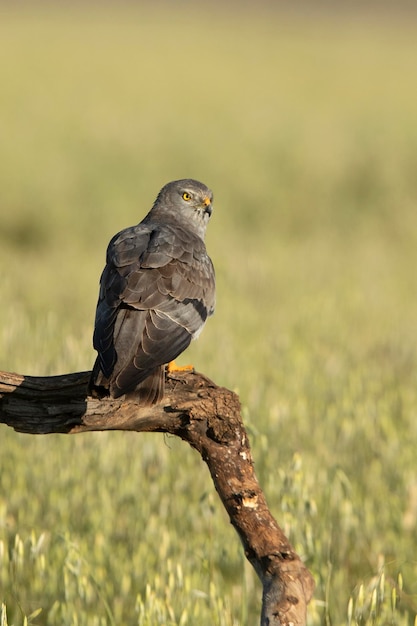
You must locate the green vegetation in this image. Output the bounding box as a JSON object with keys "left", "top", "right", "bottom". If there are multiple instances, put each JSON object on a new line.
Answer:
{"left": 1, "top": 4, "right": 417, "bottom": 624}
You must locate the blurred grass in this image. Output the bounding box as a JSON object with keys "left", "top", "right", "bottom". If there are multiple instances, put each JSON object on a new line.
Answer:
{"left": 1, "top": 3, "right": 417, "bottom": 625}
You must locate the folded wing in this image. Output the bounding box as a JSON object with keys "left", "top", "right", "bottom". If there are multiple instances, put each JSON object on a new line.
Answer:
{"left": 91, "top": 222, "right": 215, "bottom": 401}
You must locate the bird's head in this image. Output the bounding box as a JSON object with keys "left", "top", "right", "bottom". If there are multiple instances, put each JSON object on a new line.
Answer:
{"left": 151, "top": 179, "right": 214, "bottom": 239}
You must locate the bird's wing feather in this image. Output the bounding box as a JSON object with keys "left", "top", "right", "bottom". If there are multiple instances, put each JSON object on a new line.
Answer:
{"left": 92, "top": 221, "right": 215, "bottom": 393}
{"left": 92, "top": 225, "right": 153, "bottom": 377}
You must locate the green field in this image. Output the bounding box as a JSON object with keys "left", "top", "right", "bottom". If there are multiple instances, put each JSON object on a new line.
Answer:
{"left": 1, "top": 4, "right": 417, "bottom": 624}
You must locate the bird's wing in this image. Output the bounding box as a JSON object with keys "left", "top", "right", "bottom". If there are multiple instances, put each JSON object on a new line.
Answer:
{"left": 93, "top": 222, "right": 215, "bottom": 394}
{"left": 92, "top": 225, "right": 151, "bottom": 378}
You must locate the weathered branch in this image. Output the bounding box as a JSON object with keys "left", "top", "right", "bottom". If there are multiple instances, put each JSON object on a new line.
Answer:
{"left": 0, "top": 368, "right": 314, "bottom": 625}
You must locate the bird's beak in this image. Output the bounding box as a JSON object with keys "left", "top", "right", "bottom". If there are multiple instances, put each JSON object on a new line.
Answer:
{"left": 203, "top": 196, "right": 213, "bottom": 216}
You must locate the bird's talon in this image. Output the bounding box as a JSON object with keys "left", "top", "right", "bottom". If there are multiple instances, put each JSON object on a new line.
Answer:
{"left": 167, "top": 360, "right": 194, "bottom": 374}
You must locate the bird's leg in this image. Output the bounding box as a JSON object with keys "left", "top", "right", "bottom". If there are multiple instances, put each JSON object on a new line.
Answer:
{"left": 167, "top": 360, "right": 194, "bottom": 373}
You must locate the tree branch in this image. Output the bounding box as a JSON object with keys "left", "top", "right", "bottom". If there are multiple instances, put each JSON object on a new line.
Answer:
{"left": 0, "top": 368, "right": 314, "bottom": 625}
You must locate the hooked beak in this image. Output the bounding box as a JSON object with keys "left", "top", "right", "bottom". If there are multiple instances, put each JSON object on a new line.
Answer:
{"left": 203, "top": 196, "right": 213, "bottom": 217}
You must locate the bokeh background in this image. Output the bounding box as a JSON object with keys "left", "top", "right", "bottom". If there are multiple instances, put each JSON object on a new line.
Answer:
{"left": 1, "top": 2, "right": 417, "bottom": 624}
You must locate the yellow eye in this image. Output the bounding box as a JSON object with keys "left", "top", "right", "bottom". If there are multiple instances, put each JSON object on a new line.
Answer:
{"left": 182, "top": 192, "right": 192, "bottom": 201}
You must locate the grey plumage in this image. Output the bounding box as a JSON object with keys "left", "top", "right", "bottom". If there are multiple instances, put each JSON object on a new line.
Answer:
{"left": 89, "top": 179, "right": 215, "bottom": 405}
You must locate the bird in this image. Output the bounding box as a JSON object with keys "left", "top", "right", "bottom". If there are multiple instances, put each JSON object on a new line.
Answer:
{"left": 89, "top": 179, "right": 215, "bottom": 405}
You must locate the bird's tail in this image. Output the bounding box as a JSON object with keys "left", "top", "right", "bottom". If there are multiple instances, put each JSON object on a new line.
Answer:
{"left": 124, "top": 365, "right": 165, "bottom": 406}
{"left": 88, "top": 358, "right": 165, "bottom": 406}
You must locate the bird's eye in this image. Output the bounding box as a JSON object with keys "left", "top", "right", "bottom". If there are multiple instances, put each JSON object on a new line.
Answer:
{"left": 182, "top": 192, "right": 192, "bottom": 201}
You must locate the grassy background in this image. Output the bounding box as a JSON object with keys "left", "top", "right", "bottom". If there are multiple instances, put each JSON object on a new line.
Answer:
{"left": 1, "top": 3, "right": 417, "bottom": 624}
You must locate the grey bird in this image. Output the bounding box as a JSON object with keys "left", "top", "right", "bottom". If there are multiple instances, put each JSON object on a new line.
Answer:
{"left": 89, "top": 179, "right": 215, "bottom": 405}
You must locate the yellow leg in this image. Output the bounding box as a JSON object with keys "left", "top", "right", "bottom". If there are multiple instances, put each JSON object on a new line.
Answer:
{"left": 167, "top": 360, "right": 194, "bottom": 373}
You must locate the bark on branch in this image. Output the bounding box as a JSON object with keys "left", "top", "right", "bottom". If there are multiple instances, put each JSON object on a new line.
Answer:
{"left": 0, "top": 368, "right": 315, "bottom": 625}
